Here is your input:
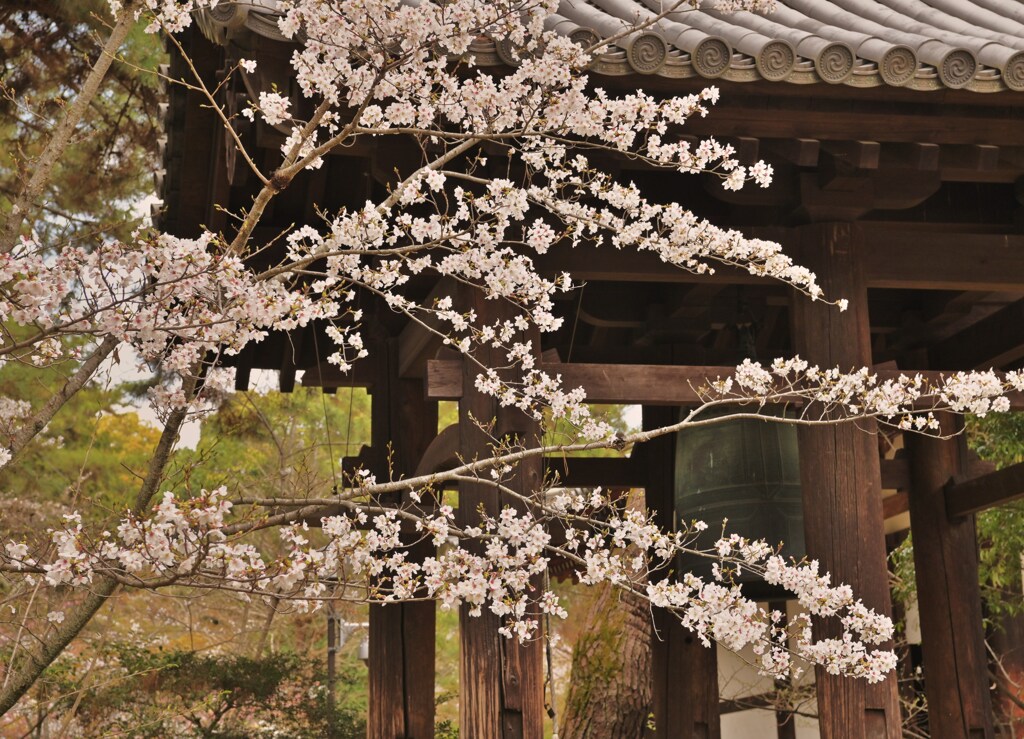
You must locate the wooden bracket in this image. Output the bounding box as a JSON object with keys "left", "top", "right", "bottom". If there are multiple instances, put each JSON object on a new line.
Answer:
{"left": 945, "top": 461, "right": 1024, "bottom": 519}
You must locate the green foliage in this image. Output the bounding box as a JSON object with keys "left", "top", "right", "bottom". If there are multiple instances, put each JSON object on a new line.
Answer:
{"left": 970, "top": 414, "right": 1024, "bottom": 618}
{"left": 0, "top": 355, "right": 161, "bottom": 529}
{"left": 435, "top": 718, "right": 460, "bottom": 738}
{"left": 35, "top": 643, "right": 366, "bottom": 737}
{"left": 969, "top": 412, "right": 1024, "bottom": 468}
{"left": 176, "top": 386, "right": 371, "bottom": 497}
{"left": 0, "top": 1, "right": 165, "bottom": 243}
{"left": 543, "top": 404, "right": 635, "bottom": 458}
{"left": 435, "top": 605, "right": 461, "bottom": 728}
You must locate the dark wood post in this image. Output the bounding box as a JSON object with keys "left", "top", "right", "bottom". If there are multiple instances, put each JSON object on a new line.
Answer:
{"left": 456, "top": 287, "right": 545, "bottom": 738}
{"left": 789, "top": 223, "right": 901, "bottom": 739}
{"left": 368, "top": 339, "right": 438, "bottom": 739}
{"left": 643, "top": 405, "right": 720, "bottom": 738}
{"left": 905, "top": 413, "right": 994, "bottom": 739}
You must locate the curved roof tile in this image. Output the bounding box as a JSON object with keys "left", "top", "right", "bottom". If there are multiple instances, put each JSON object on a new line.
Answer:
{"left": 196, "top": 0, "right": 1024, "bottom": 91}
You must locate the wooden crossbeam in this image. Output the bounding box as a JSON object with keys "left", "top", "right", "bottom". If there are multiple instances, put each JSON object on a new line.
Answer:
{"left": 735, "top": 136, "right": 759, "bottom": 163}
{"left": 301, "top": 358, "right": 380, "bottom": 389}
{"left": 859, "top": 227, "right": 1024, "bottom": 291}
{"left": 719, "top": 691, "right": 780, "bottom": 715}
{"left": 533, "top": 226, "right": 1024, "bottom": 291}
{"left": 681, "top": 105, "right": 1024, "bottom": 147}
{"left": 426, "top": 359, "right": 1024, "bottom": 409}
{"left": 931, "top": 299, "right": 1024, "bottom": 370}
{"left": 881, "top": 458, "right": 911, "bottom": 492}
{"left": 946, "top": 461, "right": 1024, "bottom": 519}
{"left": 883, "top": 491, "right": 909, "bottom": 519}
{"left": 544, "top": 455, "right": 644, "bottom": 487}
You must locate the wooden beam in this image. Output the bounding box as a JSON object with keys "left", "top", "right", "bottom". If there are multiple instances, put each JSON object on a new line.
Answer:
{"left": 799, "top": 170, "right": 873, "bottom": 221}
{"left": 456, "top": 286, "right": 544, "bottom": 737}
{"left": 544, "top": 455, "right": 644, "bottom": 488}
{"left": 822, "top": 140, "right": 881, "bottom": 170}
{"left": 882, "top": 491, "right": 909, "bottom": 519}
{"left": 534, "top": 245, "right": 770, "bottom": 285}
{"left": 931, "top": 299, "right": 1024, "bottom": 370}
{"left": 906, "top": 414, "right": 994, "bottom": 738}
{"left": 300, "top": 358, "right": 378, "bottom": 389}
{"left": 278, "top": 328, "right": 303, "bottom": 393}
{"left": 735, "top": 136, "right": 760, "bottom": 163}
{"left": 941, "top": 144, "right": 1000, "bottom": 171}
{"left": 946, "top": 461, "right": 1024, "bottom": 519}
{"left": 369, "top": 546, "right": 437, "bottom": 738}
{"left": 880, "top": 458, "right": 911, "bottom": 491}
{"left": 859, "top": 226, "right": 1024, "bottom": 291}
{"left": 426, "top": 359, "right": 1024, "bottom": 409}
{"left": 367, "top": 342, "right": 439, "bottom": 738}
{"left": 880, "top": 143, "right": 940, "bottom": 171}
{"left": 869, "top": 170, "right": 942, "bottom": 211}
{"left": 681, "top": 105, "right": 1024, "bottom": 147}
{"left": 533, "top": 227, "right": 1024, "bottom": 291}
{"left": 233, "top": 343, "right": 254, "bottom": 392}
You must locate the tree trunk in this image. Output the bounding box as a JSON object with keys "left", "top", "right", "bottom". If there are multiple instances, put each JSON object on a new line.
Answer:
{"left": 560, "top": 576, "right": 652, "bottom": 739}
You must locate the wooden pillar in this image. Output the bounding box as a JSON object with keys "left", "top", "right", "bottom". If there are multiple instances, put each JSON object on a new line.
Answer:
{"left": 906, "top": 413, "right": 994, "bottom": 739}
{"left": 643, "top": 405, "right": 720, "bottom": 738}
{"left": 789, "top": 223, "right": 901, "bottom": 739}
{"left": 456, "top": 287, "right": 545, "bottom": 738}
{"left": 368, "top": 339, "right": 438, "bottom": 739}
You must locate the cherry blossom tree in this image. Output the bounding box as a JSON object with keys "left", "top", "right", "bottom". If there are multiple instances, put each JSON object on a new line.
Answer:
{"left": 0, "top": 0, "right": 1022, "bottom": 719}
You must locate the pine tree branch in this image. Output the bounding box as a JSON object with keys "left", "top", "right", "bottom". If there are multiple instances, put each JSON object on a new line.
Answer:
{"left": 0, "top": 1, "right": 139, "bottom": 254}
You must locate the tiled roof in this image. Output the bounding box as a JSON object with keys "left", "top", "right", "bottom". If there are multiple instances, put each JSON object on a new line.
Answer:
{"left": 197, "top": 0, "right": 1024, "bottom": 91}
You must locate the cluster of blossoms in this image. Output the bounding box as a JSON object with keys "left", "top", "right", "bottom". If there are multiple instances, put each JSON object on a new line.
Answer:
{"left": 0, "top": 233, "right": 352, "bottom": 378}
{"left": 3, "top": 485, "right": 895, "bottom": 681}
{"left": 704, "top": 357, "right": 1023, "bottom": 432}
{"left": 109, "top": 0, "right": 823, "bottom": 385}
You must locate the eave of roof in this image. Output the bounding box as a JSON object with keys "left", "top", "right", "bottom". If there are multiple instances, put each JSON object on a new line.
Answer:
{"left": 195, "top": 0, "right": 1024, "bottom": 92}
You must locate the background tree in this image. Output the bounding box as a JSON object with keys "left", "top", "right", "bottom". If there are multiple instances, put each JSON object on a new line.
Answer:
{"left": 0, "top": 0, "right": 164, "bottom": 243}
{"left": 560, "top": 490, "right": 652, "bottom": 739}
{"left": 0, "top": 381, "right": 377, "bottom": 736}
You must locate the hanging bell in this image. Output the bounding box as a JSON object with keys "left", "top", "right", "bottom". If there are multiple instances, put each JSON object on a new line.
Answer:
{"left": 674, "top": 406, "right": 805, "bottom": 599}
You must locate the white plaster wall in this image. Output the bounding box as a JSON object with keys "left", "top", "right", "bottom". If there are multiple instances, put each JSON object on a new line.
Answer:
{"left": 716, "top": 600, "right": 822, "bottom": 739}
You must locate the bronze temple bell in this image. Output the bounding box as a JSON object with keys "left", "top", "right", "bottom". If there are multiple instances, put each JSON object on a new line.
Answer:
{"left": 674, "top": 407, "right": 805, "bottom": 599}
